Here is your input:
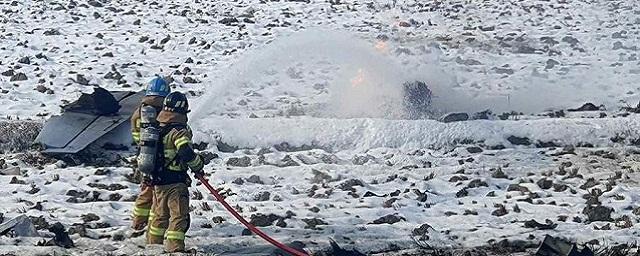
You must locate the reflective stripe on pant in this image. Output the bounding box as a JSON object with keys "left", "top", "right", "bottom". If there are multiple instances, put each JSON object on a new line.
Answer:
{"left": 131, "top": 183, "right": 154, "bottom": 231}
{"left": 149, "top": 183, "right": 190, "bottom": 252}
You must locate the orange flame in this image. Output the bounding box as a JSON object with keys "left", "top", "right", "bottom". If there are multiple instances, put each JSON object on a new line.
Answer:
{"left": 351, "top": 69, "right": 365, "bottom": 88}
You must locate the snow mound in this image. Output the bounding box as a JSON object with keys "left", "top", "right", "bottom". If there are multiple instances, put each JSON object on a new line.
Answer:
{"left": 193, "top": 116, "right": 640, "bottom": 151}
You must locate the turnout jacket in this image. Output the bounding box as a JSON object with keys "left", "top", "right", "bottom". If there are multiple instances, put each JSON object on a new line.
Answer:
{"left": 153, "top": 111, "right": 204, "bottom": 185}
{"left": 130, "top": 96, "right": 165, "bottom": 145}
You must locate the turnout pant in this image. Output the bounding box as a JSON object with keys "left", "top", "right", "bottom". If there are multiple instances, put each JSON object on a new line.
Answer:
{"left": 131, "top": 179, "right": 154, "bottom": 231}
{"left": 147, "top": 183, "right": 190, "bottom": 252}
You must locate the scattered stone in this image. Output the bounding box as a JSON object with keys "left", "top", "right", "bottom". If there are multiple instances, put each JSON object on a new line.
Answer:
{"left": 301, "top": 218, "right": 328, "bottom": 230}
{"left": 249, "top": 213, "right": 282, "bottom": 227}
{"left": 226, "top": 156, "right": 251, "bottom": 167}
{"left": 492, "top": 168, "right": 508, "bottom": 179}
{"left": 466, "top": 146, "right": 483, "bottom": 154}
{"left": 537, "top": 178, "right": 553, "bottom": 190}
{"left": 507, "top": 135, "right": 531, "bottom": 146}
{"left": 10, "top": 73, "right": 27, "bottom": 82}
{"left": 352, "top": 154, "right": 375, "bottom": 165}
{"left": 524, "top": 219, "right": 557, "bottom": 230}
{"left": 219, "top": 17, "right": 239, "bottom": 25}
{"left": 440, "top": 112, "right": 469, "bottom": 123}
{"left": 254, "top": 191, "right": 271, "bottom": 201}
{"left": 467, "top": 179, "right": 488, "bottom": 188}
{"left": 492, "top": 204, "right": 508, "bottom": 216}
{"left": 369, "top": 214, "right": 405, "bottom": 225}
{"left": 73, "top": 74, "right": 90, "bottom": 85}
{"left": 87, "top": 0, "right": 103, "bottom": 7}
{"left": 583, "top": 205, "right": 613, "bottom": 222}
{"left": 18, "top": 56, "right": 30, "bottom": 64}
{"left": 47, "top": 223, "right": 74, "bottom": 248}
{"left": 246, "top": 175, "right": 263, "bottom": 184}
{"left": 81, "top": 213, "right": 100, "bottom": 223}
{"left": 336, "top": 179, "right": 364, "bottom": 192}
{"left": 1, "top": 70, "right": 14, "bottom": 76}
{"left": 507, "top": 184, "right": 530, "bottom": 193}
{"left": 568, "top": 103, "right": 600, "bottom": 112}
{"left": 102, "top": 52, "right": 113, "bottom": 57}
{"left": 43, "top": 29, "right": 61, "bottom": 36}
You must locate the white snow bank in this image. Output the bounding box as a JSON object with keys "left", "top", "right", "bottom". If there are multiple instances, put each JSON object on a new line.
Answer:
{"left": 192, "top": 116, "right": 640, "bottom": 151}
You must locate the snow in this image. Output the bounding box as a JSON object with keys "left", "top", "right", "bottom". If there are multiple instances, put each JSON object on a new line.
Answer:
{"left": 1, "top": 0, "right": 640, "bottom": 255}
{"left": 193, "top": 116, "right": 640, "bottom": 151}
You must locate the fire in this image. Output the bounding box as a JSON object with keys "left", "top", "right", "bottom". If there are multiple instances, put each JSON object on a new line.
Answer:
{"left": 374, "top": 40, "right": 388, "bottom": 53}
{"left": 351, "top": 68, "right": 365, "bottom": 88}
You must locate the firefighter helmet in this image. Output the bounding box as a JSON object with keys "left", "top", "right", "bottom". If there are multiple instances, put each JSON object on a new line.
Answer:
{"left": 163, "top": 91, "right": 189, "bottom": 114}
{"left": 146, "top": 76, "right": 171, "bottom": 97}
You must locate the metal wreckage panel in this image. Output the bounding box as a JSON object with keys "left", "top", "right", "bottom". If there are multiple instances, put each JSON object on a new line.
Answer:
{"left": 35, "top": 91, "right": 144, "bottom": 154}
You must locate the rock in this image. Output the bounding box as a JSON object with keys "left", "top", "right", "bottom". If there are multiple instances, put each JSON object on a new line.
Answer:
{"left": 545, "top": 59, "right": 560, "bottom": 70}
{"left": 43, "top": 29, "right": 61, "bottom": 36}
{"left": 537, "top": 178, "right": 553, "bottom": 189}
{"left": 80, "top": 213, "right": 100, "bottom": 223}
{"left": 1, "top": 70, "right": 14, "bottom": 76}
{"left": 182, "top": 76, "right": 200, "bottom": 84}
{"left": 219, "top": 17, "right": 239, "bottom": 25}
{"left": 492, "top": 168, "right": 508, "bottom": 179}
{"left": 352, "top": 154, "right": 375, "bottom": 165}
{"left": 492, "top": 204, "right": 508, "bottom": 216}
{"left": 507, "top": 184, "right": 530, "bottom": 193}
{"left": 369, "top": 214, "right": 405, "bottom": 225}
{"left": 254, "top": 191, "right": 270, "bottom": 201}
{"left": 311, "top": 169, "right": 333, "bottom": 184}
{"left": 507, "top": 135, "right": 531, "bottom": 146}
{"left": 277, "top": 155, "right": 299, "bottom": 167}
{"left": 412, "top": 223, "right": 433, "bottom": 236}
{"left": 456, "top": 188, "right": 469, "bottom": 198}
{"left": 160, "top": 35, "right": 171, "bottom": 45}
{"left": 18, "top": 56, "right": 30, "bottom": 64}
{"left": 583, "top": 205, "right": 613, "bottom": 222}
{"left": 249, "top": 213, "right": 282, "bottom": 227}
{"left": 74, "top": 74, "right": 90, "bottom": 85}
{"left": 467, "top": 179, "right": 488, "bottom": 188}
{"left": 492, "top": 67, "right": 514, "bottom": 75}
{"left": 301, "top": 218, "right": 328, "bottom": 229}
{"left": 226, "top": 156, "right": 251, "bottom": 167}
{"left": 327, "top": 239, "right": 366, "bottom": 256}
{"left": 336, "top": 179, "right": 364, "bottom": 192}
{"left": 48, "top": 222, "right": 74, "bottom": 248}
{"left": 466, "top": 146, "right": 483, "bottom": 154}
{"left": 87, "top": 0, "right": 103, "bottom": 7}
{"left": 35, "top": 53, "right": 48, "bottom": 60}
{"left": 241, "top": 228, "right": 252, "bottom": 236}
{"left": 35, "top": 85, "right": 48, "bottom": 93}
{"left": 246, "top": 175, "right": 263, "bottom": 184}
{"left": 10, "top": 73, "right": 27, "bottom": 81}
{"left": 9, "top": 176, "right": 26, "bottom": 184}
{"left": 102, "top": 52, "right": 113, "bottom": 57}
{"left": 524, "top": 219, "right": 557, "bottom": 230}
{"left": 440, "top": 112, "right": 469, "bottom": 123}
{"left": 568, "top": 103, "right": 601, "bottom": 112}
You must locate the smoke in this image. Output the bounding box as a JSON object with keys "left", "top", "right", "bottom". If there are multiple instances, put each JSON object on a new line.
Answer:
{"left": 191, "top": 29, "right": 628, "bottom": 122}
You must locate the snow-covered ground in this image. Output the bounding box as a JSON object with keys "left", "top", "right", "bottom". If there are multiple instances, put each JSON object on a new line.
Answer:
{"left": 1, "top": 0, "right": 640, "bottom": 255}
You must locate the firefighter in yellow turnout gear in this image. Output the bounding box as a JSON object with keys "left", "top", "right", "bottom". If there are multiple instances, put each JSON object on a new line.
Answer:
{"left": 131, "top": 76, "right": 170, "bottom": 231}
{"left": 147, "top": 91, "right": 205, "bottom": 253}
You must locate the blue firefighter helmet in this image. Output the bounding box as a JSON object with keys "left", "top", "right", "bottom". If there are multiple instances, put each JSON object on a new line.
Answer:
{"left": 146, "top": 76, "right": 171, "bottom": 97}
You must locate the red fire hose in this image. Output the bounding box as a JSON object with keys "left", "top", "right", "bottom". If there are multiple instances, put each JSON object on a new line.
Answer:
{"left": 195, "top": 174, "right": 309, "bottom": 256}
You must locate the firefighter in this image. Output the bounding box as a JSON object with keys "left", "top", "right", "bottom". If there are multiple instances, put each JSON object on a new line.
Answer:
{"left": 147, "top": 91, "right": 205, "bottom": 252}
{"left": 130, "top": 76, "right": 171, "bottom": 232}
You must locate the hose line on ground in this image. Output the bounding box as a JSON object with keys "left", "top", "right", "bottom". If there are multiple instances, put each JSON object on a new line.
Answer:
{"left": 195, "top": 174, "right": 309, "bottom": 256}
